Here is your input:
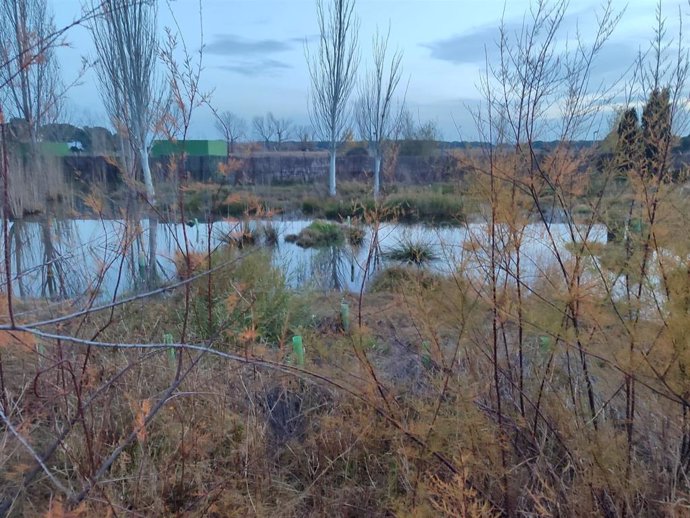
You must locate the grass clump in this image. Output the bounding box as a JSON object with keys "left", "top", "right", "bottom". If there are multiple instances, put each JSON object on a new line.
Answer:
{"left": 384, "top": 240, "right": 438, "bottom": 266}
{"left": 286, "top": 220, "right": 345, "bottom": 248}
{"left": 323, "top": 198, "right": 375, "bottom": 220}
{"left": 218, "top": 227, "right": 256, "bottom": 248}
{"left": 301, "top": 196, "right": 322, "bottom": 215}
{"left": 173, "top": 250, "right": 208, "bottom": 280}
{"left": 564, "top": 239, "right": 606, "bottom": 257}
{"left": 259, "top": 221, "right": 279, "bottom": 245}
{"left": 302, "top": 190, "right": 464, "bottom": 224}
{"left": 216, "top": 192, "right": 269, "bottom": 217}
{"left": 285, "top": 220, "right": 366, "bottom": 248}
{"left": 302, "top": 196, "right": 375, "bottom": 220}
{"left": 384, "top": 191, "right": 464, "bottom": 223}
{"left": 370, "top": 265, "right": 441, "bottom": 292}
{"left": 346, "top": 224, "right": 365, "bottom": 246}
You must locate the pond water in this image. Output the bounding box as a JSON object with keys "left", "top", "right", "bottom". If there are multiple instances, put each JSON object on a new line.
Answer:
{"left": 0, "top": 216, "right": 607, "bottom": 302}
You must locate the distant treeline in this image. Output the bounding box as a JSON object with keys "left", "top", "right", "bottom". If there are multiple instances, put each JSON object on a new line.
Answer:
{"left": 2, "top": 117, "right": 624, "bottom": 156}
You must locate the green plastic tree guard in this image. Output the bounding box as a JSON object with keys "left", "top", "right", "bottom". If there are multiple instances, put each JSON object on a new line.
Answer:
{"left": 539, "top": 335, "right": 552, "bottom": 352}
{"left": 164, "top": 333, "right": 175, "bottom": 362}
{"left": 340, "top": 301, "right": 350, "bottom": 333}
{"left": 292, "top": 335, "right": 305, "bottom": 366}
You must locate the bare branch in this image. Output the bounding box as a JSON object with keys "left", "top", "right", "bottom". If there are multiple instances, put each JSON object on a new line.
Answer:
{"left": 213, "top": 110, "right": 246, "bottom": 153}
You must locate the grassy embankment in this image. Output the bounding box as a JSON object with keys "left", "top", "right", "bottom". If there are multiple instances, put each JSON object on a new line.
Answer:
{"left": 153, "top": 180, "right": 466, "bottom": 224}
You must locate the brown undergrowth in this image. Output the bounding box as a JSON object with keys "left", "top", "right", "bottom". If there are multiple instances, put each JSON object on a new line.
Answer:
{"left": 1, "top": 224, "right": 690, "bottom": 516}
{"left": 0, "top": 245, "right": 495, "bottom": 517}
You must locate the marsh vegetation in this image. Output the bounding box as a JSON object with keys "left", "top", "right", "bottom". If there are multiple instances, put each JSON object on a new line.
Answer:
{"left": 4, "top": 0, "right": 690, "bottom": 516}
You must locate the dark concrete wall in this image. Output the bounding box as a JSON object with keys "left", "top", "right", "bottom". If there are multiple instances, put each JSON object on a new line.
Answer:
{"left": 59, "top": 150, "right": 466, "bottom": 186}
{"left": 232, "top": 151, "right": 464, "bottom": 185}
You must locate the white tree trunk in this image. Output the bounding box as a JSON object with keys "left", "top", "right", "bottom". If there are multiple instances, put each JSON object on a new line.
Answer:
{"left": 138, "top": 144, "right": 158, "bottom": 285}
{"left": 373, "top": 155, "right": 381, "bottom": 199}
{"left": 140, "top": 145, "right": 155, "bottom": 205}
{"left": 147, "top": 215, "right": 158, "bottom": 288}
{"left": 329, "top": 149, "right": 337, "bottom": 197}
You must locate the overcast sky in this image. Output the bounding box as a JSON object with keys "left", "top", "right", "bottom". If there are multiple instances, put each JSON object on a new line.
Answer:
{"left": 49, "top": 0, "right": 683, "bottom": 141}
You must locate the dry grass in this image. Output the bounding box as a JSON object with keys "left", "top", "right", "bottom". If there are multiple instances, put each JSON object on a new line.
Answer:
{"left": 0, "top": 236, "right": 689, "bottom": 516}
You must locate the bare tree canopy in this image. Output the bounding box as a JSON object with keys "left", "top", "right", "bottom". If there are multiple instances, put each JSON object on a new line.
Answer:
{"left": 270, "top": 115, "right": 292, "bottom": 150}
{"left": 0, "top": 0, "right": 63, "bottom": 142}
{"left": 253, "top": 112, "right": 275, "bottom": 149}
{"left": 214, "top": 110, "right": 246, "bottom": 153}
{"left": 355, "top": 26, "right": 403, "bottom": 197}
{"left": 295, "top": 124, "right": 314, "bottom": 150}
{"left": 88, "top": 0, "right": 167, "bottom": 204}
{"left": 307, "top": 0, "right": 359, "bottom": 196}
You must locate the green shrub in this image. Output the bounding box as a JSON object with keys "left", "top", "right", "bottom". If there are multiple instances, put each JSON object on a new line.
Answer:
{"left": 230, "top": 252, "right": 294, "bottom": 344}
{"left": 186, "top": 248, "right": 299, "bottom": 347}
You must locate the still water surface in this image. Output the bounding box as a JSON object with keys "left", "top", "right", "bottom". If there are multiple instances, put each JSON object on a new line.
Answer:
{"left": 1, "top": 217, "right": 606, "bottom": 302}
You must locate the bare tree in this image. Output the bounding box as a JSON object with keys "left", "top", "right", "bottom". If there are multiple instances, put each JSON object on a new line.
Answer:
{"left": 0, "top": 0, "right": 62, "bottom": 143}
{"left": 271, "top": 115, "right": 292, "bottom": 150}
{"left": 88, "top": 0, "right": 167, "bottom": 205}
{"left": 296, "top": 124, "right": 314, "bottom": 150}
{"left": 306, "top": 0, "right": 359, "bottom": 196}
{"left": 214, "top": 110, "right": 246, "bottom": 154}
{"left": 0, "top": 0, "right": 70, "bottom": 218}
{"left": 253, "top": 112, "right": 275, "bottom": 150}
{"left": 355, "top": 26, "right": 403, "bottom": 198}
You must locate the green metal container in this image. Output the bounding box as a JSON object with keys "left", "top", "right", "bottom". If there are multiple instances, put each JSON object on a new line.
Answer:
{"left": 150, "top": 139, "right": 228, "bottom": 157}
